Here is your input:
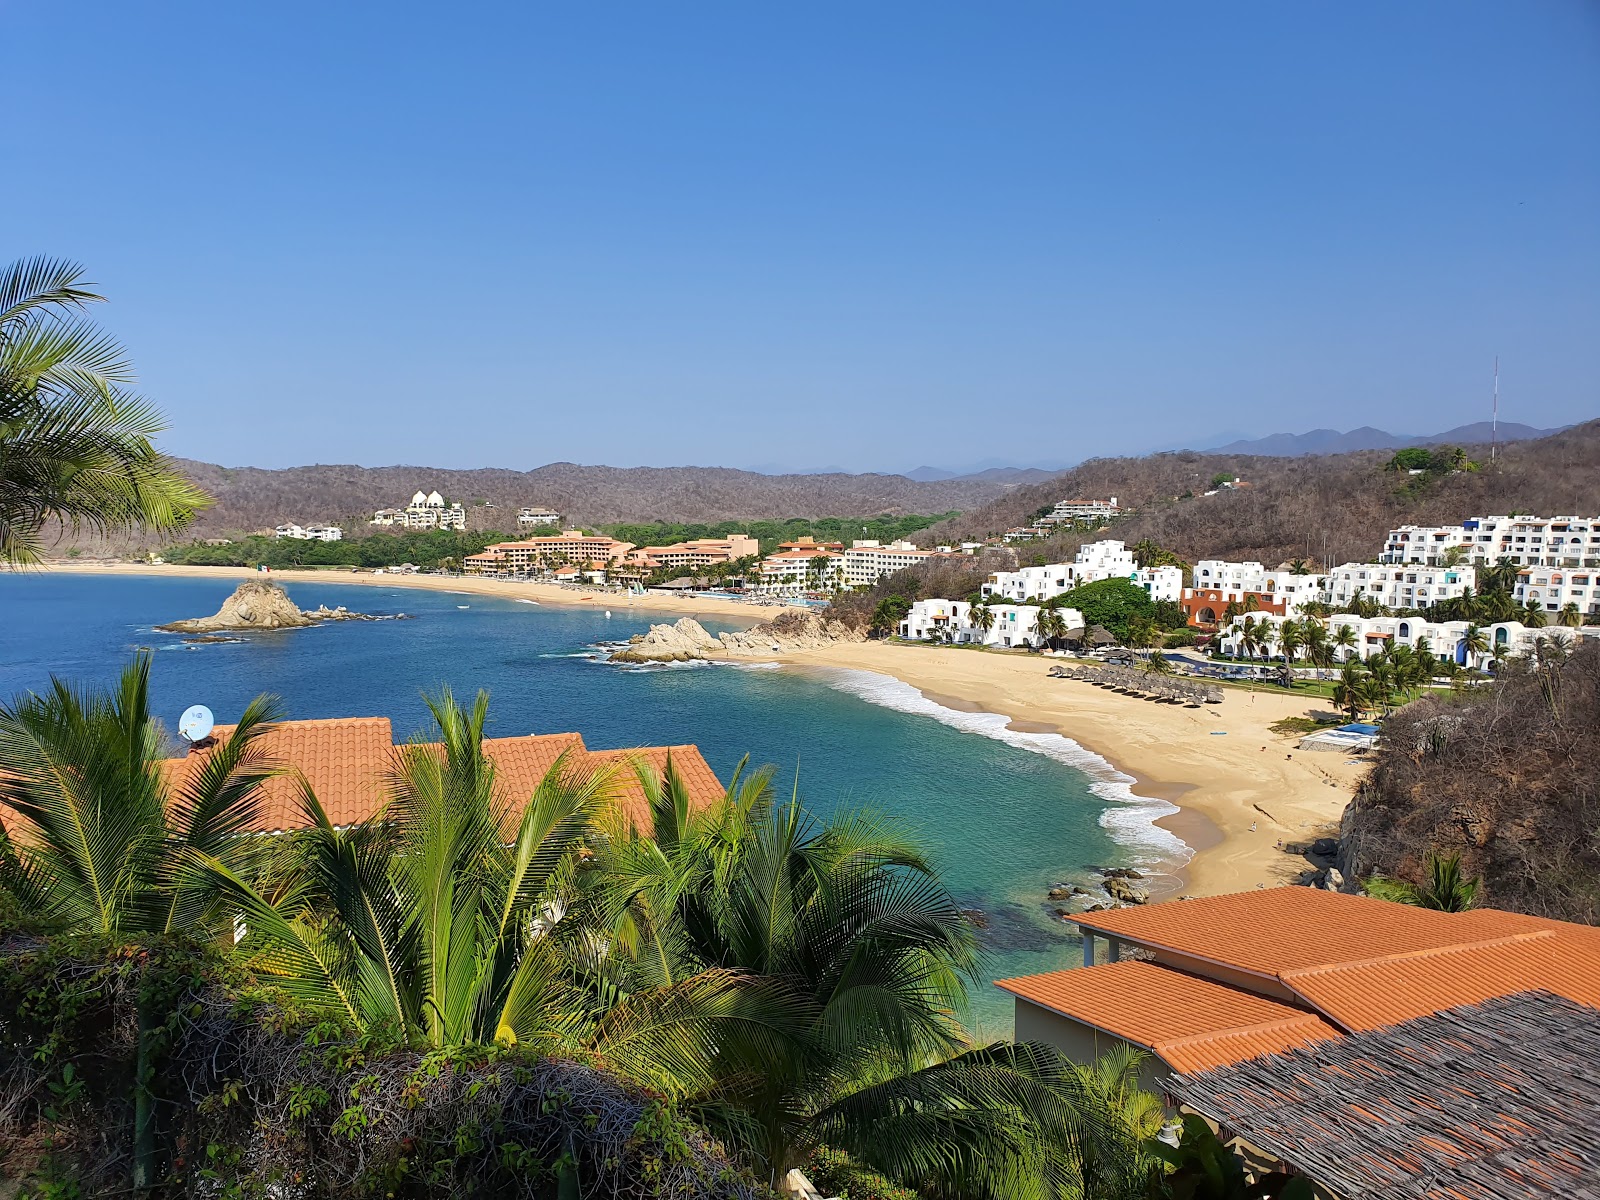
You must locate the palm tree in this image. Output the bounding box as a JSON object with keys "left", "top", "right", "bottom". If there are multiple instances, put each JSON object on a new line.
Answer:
{"left": 0, "top": 655, "right": 282, "bottom": 938}
{"left": 1558, "top": 602, "right": 1583, "bottom": 629}
{"left": 1459, "top": 623, "right": 1489, "bottom": 671}
{"left": 0, "top": 655, "right": 283, "bottom": 1192}
{"left": 1, "top": 257, "right": 210, "bottom": 563}
{"left": 592, "top": 767, "right": 1141, "bottom": 1196}
{"left": 1521, "top": 601, "right": 1548, "bottom": 629}
{"left": 1331, "top": 623, "right": 1358, "bottom": 662}
{"left": 1034, "top": 606, "right": 1069, "bottom": 651}
{"left": 1365, "top": 851, "right": 1479, "bottom": 912}
{"left": 968, "top": 600, "right": 996, "bottom": 641}
{"left": 1332, "top": 660, "right": 1368, "bottom": 721}
{"left": 1277, "top": 619, "right": 1304, "bottom": 666}
{"left": 208, "top": 691, "right": 759, "bottom": 1084}
{"left": 1286, "top": 557, "right": 1313, "bottom": 575}
{"left": 1144, "top": 650, "right": 1175, "bottom": 676}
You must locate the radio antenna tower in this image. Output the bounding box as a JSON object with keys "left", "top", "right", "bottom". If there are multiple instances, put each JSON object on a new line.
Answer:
{"left": 1490, "top": 356, "right": 1499, "bottom": 466}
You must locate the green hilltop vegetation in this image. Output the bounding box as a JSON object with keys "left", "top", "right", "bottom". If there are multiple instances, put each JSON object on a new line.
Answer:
{"left": 601, "top": 513, "right": 958, "bottom": 554}
{"left": 161, "top": 528, "right": 515, "bottom": 571}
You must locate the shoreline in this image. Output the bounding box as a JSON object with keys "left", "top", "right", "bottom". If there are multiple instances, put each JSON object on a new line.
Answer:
{"left": 31, "top": 561, "right": 780, "bottom": 624}
{"left": 773, "top": 641, "right": 1365, "bottom": 897}
{"left": 24, "top": 564, "right": 1361, "bottom": 897}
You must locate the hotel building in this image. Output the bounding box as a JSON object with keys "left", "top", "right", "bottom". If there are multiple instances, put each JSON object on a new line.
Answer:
{"left": 624, "top": 535, "right": 760, "bottom": 572}
{"left": 1323, "top": 563, "right": 1475, "bottom": 611}
{"left": 463, "top": 531, "right": 635, "bottom": 576}
{"left": 517, "top": 508, "right": 562, "bottom": 529}
{"left": 983, "top": 540, "right": 1182, "bottom": 604}
{"left": 1381, "top": 514, "right": 1600, "bottom": 568}
{"left": 370, "top": 490, "right": 467, "bottom": 531}
{"left": 1180, "top": 561, "right": 1327, "bottom": 629}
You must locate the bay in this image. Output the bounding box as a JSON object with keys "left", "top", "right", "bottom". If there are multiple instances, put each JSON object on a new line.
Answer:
{"left": 0, "top": 572, "right": 1175, "bottom": 1031}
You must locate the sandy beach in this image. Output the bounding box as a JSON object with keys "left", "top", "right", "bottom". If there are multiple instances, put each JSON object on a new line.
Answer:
{"left": 775, "top": 641, "right": 1365, "bottom": 898}
{"left": 36, "top": 561, "right": 783, "bottom": 624}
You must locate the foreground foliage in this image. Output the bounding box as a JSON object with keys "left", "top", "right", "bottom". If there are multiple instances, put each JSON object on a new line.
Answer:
{"left": 0, "top": 256, "right": 207, "bottom": 563}
{"left": 0, "top": 665, "right": 1175, "bottom": 1199}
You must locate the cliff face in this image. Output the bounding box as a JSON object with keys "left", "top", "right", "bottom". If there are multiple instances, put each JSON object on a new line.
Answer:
{"left": 1340, "top": 641, "right": 1600, "bottom": 924}
{"left": 159, "top": 580, "right": 319, "bottom": 632}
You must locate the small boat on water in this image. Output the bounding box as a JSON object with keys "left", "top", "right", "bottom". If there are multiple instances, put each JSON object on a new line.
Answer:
{"left": 605, "top": 610, "right": 612, "bottom": 618}
{"left": 457, "top": 605, "right": 470, "bottom": 609}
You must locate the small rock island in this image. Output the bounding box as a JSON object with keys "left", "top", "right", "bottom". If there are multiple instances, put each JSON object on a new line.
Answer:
{"left": 158, "top": 579, "right": 395, "bottom": 633}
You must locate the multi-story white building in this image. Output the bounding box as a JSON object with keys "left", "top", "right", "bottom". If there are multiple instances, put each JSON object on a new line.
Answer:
{"left": 982, "top": 540, "right": 1182, "bottom": 604}
{"left": 1180, "top": 561, "right": 1327, "bottom": 627}
{"left": 1381, "top": 515, "right": 1600, "bottom": 568}
{"left": 1039, "top": 497, "right": 1120, "bottom": 527}
{"left": 371, "top": 490, "right": 467, "bottom": 531}
{"left": 899, "top": 599, "right": 1086, "bottom": 649}
{"left": 1216, "top": 611, "right": 1589, "bottom": 670}
{"left": 1516, "top": 567, "right": 1600, "bottom": 621}
{"left": 273, "top": 523, "right": 343, "bottom": 542}
{"left": 517, "top": 508, "right": 562, "bottom": 530}
{"left": 842, "top": 540, "right": 943, "bottom": 587}
{"left": 1323, "top": 563, "right": 1476, "bottom": 612}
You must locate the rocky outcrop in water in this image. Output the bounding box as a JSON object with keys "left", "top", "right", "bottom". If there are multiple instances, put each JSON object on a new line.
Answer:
{"left": 608, "top": 611, "right": 863, "bottom": 664}
{"left": 159, "top": 580, "right": 393, "bottom": 633}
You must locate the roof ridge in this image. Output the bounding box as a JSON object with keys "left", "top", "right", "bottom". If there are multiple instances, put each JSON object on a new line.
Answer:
{"left": 1157, "top": 1011, "right": 1331, "bottom": 1051}
{"left": 1279, "top": 930, "right": 1554, "bottom": 980}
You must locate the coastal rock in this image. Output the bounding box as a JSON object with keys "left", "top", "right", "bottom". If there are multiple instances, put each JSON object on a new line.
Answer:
{"left": 160, "top": 580, "right": 320, "bottom": 632}
{"left": 960, "top": 908, "right": 989, "bottom": 929}
{"left": 1311, "top": 837, "right": 1340, "bottom": 858}
{"left": 1097, "top": 867, "right": 1144, "bottom": 881}
{"left": 1321, "top": 867, "right": 1345, "bottom": 893}
{"left": 1046, "top": 886, "right": 1073, "bottom": 900}
{"left": 609, "top": 610, "right": 865, "bottom": 664}
{"left": 609, "top": 618, "right": 724, "bottom": 663}
{"left": 1103, "top": 877, "right": 1149, "bottom": 905}
{"left": 158, "top": 581, "right": 392, "bottom": 633}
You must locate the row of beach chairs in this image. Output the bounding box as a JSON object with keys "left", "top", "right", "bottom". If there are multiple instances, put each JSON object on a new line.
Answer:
{"left": 1047, "top": 663, "right": 1224, "bottom": 707}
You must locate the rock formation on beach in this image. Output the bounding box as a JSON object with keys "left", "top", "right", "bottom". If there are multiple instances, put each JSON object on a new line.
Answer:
{"left": 608, "top": 610, "right": 862, "bottom": 664}
{"left": 158, "top": 579, "right": 391, "bottom": 633}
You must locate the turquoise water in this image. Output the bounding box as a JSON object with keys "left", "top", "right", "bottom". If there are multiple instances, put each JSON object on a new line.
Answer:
{"left": 0, "top": 573, "right": 1182, "bottom": 1031}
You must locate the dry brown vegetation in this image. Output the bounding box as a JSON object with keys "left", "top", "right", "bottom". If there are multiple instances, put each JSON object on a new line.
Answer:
{"left": 919, "top": 420, "right": 1600, "bottom": 566}
{"left": 1342, "top": 641, "right": 1600, "bottom": 924}
{"left": 164, "top": 460, "right": 1026, "bottom": 538}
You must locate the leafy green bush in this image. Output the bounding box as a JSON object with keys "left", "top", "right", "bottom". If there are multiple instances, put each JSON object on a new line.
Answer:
{"left": 807, "top": 1147, "right": 922, "bottom": 1200}
{"left": 1050, "top": 578, "right": 1155, "bottom": 641}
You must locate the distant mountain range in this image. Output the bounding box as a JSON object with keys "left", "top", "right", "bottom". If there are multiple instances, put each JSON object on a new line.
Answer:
{"left": 1201, "top": 422, "right": 1567, "bottom": 457}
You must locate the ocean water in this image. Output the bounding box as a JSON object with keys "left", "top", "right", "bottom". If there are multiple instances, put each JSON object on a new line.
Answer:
{"left": 0, "top": 573, "right": 1183, "bottom": 1031}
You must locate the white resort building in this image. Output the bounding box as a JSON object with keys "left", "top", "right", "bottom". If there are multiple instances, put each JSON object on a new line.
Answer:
{"left": 517, "top": 508, "right": 562, "bottom": 530}
{"left": 370, "top": 490, "right": 467, "bottom": 531}
{"left": 900, "top": 599, "right": 1085, "bottom": 649}
{"left": 983, "top": 540, "right": 1182, "bottom": 604}
{"left": 1217, "top": 611, "right": 1591, "bottom": 670}
{"left": 1516, "top": 567, "right": 1600, "bottom": 621}
{"left": 1381, "top": 515, "right": 1600, "bottom": 568}
{"left": 1039, "top": 497, "right": 1120, "bottom": 527}
{"left": 273, "top": 523, "right": 343, "bottom": 542}
{"left": 1323, "top": 563, "right": 1476, "bottom": 611}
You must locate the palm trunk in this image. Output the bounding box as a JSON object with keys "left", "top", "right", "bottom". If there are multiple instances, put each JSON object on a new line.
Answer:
{"left": 133, "top": 988, "right": 158, "bottom": 1194}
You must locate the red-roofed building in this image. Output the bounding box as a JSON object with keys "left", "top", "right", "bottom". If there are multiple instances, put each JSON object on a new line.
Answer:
{"left": 1001, "top": 887, "right": 1600, "bottom": 1091}
{"left": 149, "top": 717, "right": 723, "bottom": 837}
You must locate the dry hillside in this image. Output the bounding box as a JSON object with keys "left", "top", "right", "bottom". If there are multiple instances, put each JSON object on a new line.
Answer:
{"left": 166, "top": 461, "right": 1031, "bottom": 538}
{"left": 919, "top": 419, "right": 1600, "bottom": 565}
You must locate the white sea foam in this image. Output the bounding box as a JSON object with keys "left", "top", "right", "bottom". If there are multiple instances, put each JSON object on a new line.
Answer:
{"left": 818, "top": 668, "right": 1191, "bottom": 869}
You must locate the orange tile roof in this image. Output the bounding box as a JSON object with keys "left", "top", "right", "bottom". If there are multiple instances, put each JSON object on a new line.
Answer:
{"left": 160, "top": 719, "right": 722, "bottom": 836}
{"left": 1281, "top": 930, "right": 1600, "bottom": 1033}
{"left": 1040, "top": 888, "right": 1600, "bottom": 1063}
{"left": 587, "top": 746, "right": 727, "bottom": 830}
{"left": 1073, "top": 887, "right": 1495, "bottom": 978}
{"left": 998, "top": 961, "right": 1341, "bottom": 1074}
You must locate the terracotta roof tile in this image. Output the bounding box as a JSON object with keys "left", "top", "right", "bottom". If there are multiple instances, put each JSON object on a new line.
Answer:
{"left": 997, "top": 960, "right": 1341, "bottom": 1074}
{"left": 1073, "top": 887, "right": 1500, "bottom": 977}
{"left": 161, "top": 720, "right": 721, "bottom": 837}
{"left": 168, "top": 717, "right": 396, "bottom": 832}
{"left": 587, "top": 746, "right": 726, "bottom": 829}
{"left": 1282, "top": 930, "right": 1600, "bottom": 1032}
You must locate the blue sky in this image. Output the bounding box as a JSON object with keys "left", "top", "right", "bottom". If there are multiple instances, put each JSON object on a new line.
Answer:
{"left": 5, "top": 2, "right": 1597, "bottom": 472}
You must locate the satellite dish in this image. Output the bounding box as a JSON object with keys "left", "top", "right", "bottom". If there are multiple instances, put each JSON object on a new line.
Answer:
{"left": 178, "top": 704, "right": 215, "bottom": 743}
